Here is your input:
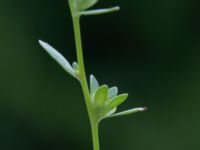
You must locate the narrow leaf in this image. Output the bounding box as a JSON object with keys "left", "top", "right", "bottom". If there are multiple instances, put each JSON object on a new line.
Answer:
{"left": 107, "top": 107, "right": 147, "bottom": 119}
{"left": 39, "top": 40, "right": 77, "bottom": 79}
{"left": 106, "top": 94, "right": 128, "bottom": 113}
{"left": 93, "top": 85, "right": 108, "bottom": 107}
{"left": 80, "top": 6, "right": 120, "bottom": 16}
{"left": 108, "top": 87, "right": 118, "bottom": 99}
{"left": 90, "top": 75, "right": 99, "bottom": 95}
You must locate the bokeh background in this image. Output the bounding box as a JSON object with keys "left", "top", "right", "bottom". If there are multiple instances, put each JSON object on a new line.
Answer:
{"left": 1, "top": 0, "right": 200, "bottom": 149}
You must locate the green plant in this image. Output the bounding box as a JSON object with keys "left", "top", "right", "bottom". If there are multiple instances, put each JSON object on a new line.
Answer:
{"left": 39, "top": 0, "right": 146, "bottom": 150}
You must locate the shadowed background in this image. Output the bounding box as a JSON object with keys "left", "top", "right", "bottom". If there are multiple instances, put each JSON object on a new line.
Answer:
{"left": 0, "top": 0, "right": 200, "bottom": 150}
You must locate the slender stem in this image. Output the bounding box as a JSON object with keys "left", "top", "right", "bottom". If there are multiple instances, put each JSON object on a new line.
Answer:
{"left": 69, "top": 4, "right": 100, "bottom": 150}
{"left": 91, "top": 122, "right": 100, "bottom": 150}
{"left": 72, "top": 16, "right": 91, "bottom": 114}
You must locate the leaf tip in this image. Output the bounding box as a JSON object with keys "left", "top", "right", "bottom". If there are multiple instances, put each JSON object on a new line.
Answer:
{"left": 98, "top": 84, "right": 109, "bottom": 93}
{"left": 90, "top": 74, "right": 95, "bottom": 80}
{"left": 115, "top": 6, "right": 120, "bottom": 11}
{"left": 122, "top": 93, "right": 129, "bottom": 98}
{"left": 38, "top": 40, "right": 47, "bottom": 48}
{"left": 142, "top": 107, "right": 148, "bottom": 111}
{"left": 38, "top": 39, "right": 44, "bottom": 45}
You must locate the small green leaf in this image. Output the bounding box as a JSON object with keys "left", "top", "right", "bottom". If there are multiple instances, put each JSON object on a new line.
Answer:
{"left": 93, "top": 85, "right": 108, "bottom": 107}
{"left": 105, "top": 94, "right": 128, "bottom": 113}
{"left": 72, "top": 0, "right": 98, "bottom": 11}
{"left": 80, "top": 6, "right": 120, "bottom": 16}
{"left": 39, "top": 40, "right": 77, "bottom": 79}
{"left": 108, "top": 87, "right": 118, "bottom": 99}
{"left": 79, "top": 0, "right": 98, "bottom": 10}
{"left": 105, "top": 107, "right": 117, "bottom": 117}
{"left": 108, "top": 107, "right": 147, "bottom": 118}
{"left": 72, "top": 61, "right": 79, "bottom": 72}
{"left": 90, "top": 75, "right": 99, "bottom": 95}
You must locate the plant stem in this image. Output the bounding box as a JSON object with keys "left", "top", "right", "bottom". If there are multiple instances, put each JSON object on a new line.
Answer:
{"left": 72, "top": 16, "right": 91, "bottom": 113}
{"left": 91, "top": 122, "right": 100, "bottom": 150}
{"left": 70, "top": 9, "right": 100, "bottom": 150}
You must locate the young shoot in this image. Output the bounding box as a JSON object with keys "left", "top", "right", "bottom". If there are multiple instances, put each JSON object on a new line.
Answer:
{"left": 39, "top": 0, "right": 146, "bottom": 150}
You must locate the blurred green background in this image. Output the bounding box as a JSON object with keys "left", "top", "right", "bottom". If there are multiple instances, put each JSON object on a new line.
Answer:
{"left": 0, "top": 0, "right": 200, "bottom": 149}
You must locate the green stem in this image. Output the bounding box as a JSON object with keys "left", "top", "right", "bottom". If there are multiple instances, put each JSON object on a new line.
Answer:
{"left": 91, "top": 122, "right": 100, "bottom": 150}
{"left": 72, "top": 16, "right": 91, "bottom": 113}
{"left": 69, "top": 4, "right": 100, "bottom": 150}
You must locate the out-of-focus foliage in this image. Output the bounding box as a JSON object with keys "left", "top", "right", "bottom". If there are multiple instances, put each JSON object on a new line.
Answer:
{"left": 0, "top": 0, "right": 200, "bottom": 150}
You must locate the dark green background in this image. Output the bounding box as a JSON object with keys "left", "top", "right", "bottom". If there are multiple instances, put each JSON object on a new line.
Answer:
{"left": 0, "top": 0, "right": 200, "bottom": 149}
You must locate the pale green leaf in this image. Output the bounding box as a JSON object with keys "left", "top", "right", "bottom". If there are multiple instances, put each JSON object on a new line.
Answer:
{"left": 79, "top": 0, "right": 97, "bottom": 10}
{"left": 108, "top": 107, "right": 147, "bottom": 118}
{"left": 73, "top": 0, "right": 98, "bottom": 11}
{"left": 108, "top": 87, "right": 118, "bottom": 99}
{"left": 72, "top": 61, "right": 79, "bottom": 72}
{"left": 105, "top": 107, "right": 117, "bottom": 117}
{"left": 90, "top": 75, "right": 99, "bottom": 95}
{"left": 80, "top": 6, "right": 120, "bottom": 16}
{"left": 106, "top": 94, "right": 128, "bottom": 113}
{"left": 93, "top": 85, "right": 108, "bottom": 107}
{"left": 39, "top": 40, "right": 77, "bottom": 79}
